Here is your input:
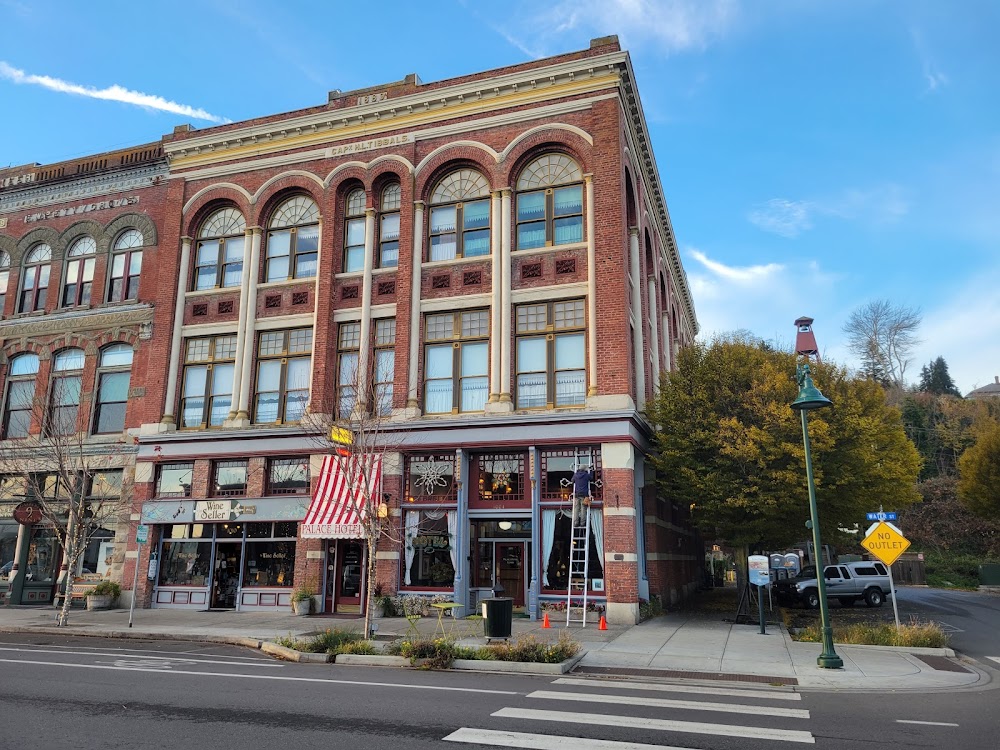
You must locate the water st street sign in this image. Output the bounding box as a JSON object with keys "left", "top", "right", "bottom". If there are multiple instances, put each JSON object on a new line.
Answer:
{"left": 866, "top": 511, "right": 897, "bottom": 521}
{"left": 861, "top": 521, "right": 911, "bottom": 566}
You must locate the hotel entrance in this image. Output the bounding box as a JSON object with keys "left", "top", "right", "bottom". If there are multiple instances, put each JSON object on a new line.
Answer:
{"left": 470, "top": 518, "right": 531, "bottom": 612}
{"left": 325, "top": 539, "right": 365, "bottom": 614}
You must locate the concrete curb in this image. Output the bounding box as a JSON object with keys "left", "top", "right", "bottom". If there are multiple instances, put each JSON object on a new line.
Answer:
{"left": 836, "top": 643, "right": 956, "bottom": 657}
{"left": 260, "top": 642, "right": 331, "bottom": 663}
{"left": 335, "top": 654, "right": 410, "bottom": 667}
{"left": 334, "top": 651, "right": 585, "bottom": 673}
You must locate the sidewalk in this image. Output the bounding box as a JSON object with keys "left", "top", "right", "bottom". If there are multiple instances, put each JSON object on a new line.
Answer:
{"left": 0, "top": 605, "right": 989, "bottom": 692}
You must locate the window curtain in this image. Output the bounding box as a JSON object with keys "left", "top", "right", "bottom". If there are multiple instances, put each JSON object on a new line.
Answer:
{"left": 590, "top": 509, "right": 605, "bottom": 570}
{"left": 541, "top": 509, "right": 557, "bottom": 587}
{"left": 446, "top": 511, "right": 458, "bottom": 575}
{"left": 404, "top": 511, "right": 419, "bottom": 585}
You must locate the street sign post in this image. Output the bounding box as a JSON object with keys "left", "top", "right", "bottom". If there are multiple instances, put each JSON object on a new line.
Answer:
{"left": 136, "top": 524, "right": 149, "bottom": 545}
{"left": 748, "top": 555, "right": 770, "bottom": 635}
{"left": 862, "top": 521, "right": 910, "bottom": 628}
{"left": 129, "top": 525, "right": 149, "bottom": 629}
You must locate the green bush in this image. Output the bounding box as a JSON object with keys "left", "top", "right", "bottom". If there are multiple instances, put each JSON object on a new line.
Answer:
{"left": 336, "top": 640, "right": 379, "bottom": 656}
{"left": 793, "top": 621, "right": 948, "bottom": 648}
{"left": 924, "top": 551, "right": 994, "bottom": 589}
{"left": 87, "top": 581, "right": 121, "bottom": 598}
{"left": 274, "top": 628, "right": 369, "bottom": 655}
{"left": 639, "top": 595, "right": 663, "bottom": 621}
{"left": 482, "top": 633, "right": 581, "bottom": 664}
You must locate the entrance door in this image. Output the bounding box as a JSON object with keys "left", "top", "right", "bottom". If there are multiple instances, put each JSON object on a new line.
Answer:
{"left": 324, "top": 541, "right": 337, "bottom": 613}
{"left": 210, "top": 543, "right": 242, "bottom": 609}
{"left": 496, "top": 542, "right": 525, "bottom": 607}
{"left": 334, "top": 540, "right": 364, "bottom": 614}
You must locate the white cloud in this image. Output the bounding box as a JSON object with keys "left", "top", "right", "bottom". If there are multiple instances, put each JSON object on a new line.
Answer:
{"left": 0, "top": 61, "right": 229, "bottom": 123}
{"left": 910, "top": 27, "right": 949, "bottom": 94}
{"left": 748, "top": 185, "right": 909, "bottom": 237}
{"left": 688, "top": 248, "right": 784, "bottom": 284}
{"left": 494, "top": 0, "right": 739, "bottom": 58}
{"left": 747, "top": 199, "right": 813, "bottom": 238}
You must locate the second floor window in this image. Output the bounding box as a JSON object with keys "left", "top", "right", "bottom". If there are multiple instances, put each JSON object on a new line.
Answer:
{"left": 378, "top": 183, "right": 401, "bottom": 268}
{"left": 267, "top": 457, "right": 309, "bottom": 495}
{"left": 62, "top": 237, "right": 96, "bottom": 307}
{"left": 428, "top": 169, "right": 491, "bottom": 261}
{"left": 19, "top": 244, "right": 51, "bottom": 313}
{"left": 424, "top": 310, "right": 488, "bottom": 414}
{"left": 515, "top": 299, "right": 586, "bottom": 409}
{"left": 212, "top": 460, "right": 248, "bottom": 497}
{"left": 253, "top": 328, "right": 312, "bottom": 424}
{"left": 93, "top": 344, "right": 133, "bottom": 434}
{"left": 266, "top": 196, "right": 319, "bottom": 282}
{"left": 343, "top": 188, "right": 366, "bottom": 273}
{"left": 181, "top": 335, "right": 237, "bottom": 428}
{"left": 2, "top": 353, "right": 39, "bottom": 439}
{"left": 49, "top": 348, "right": 85, "bottom": 436}
{"left": 515, "top": 153, "right": 584, "bottom": 250}
{"left": 109, "top": 229, "right": 143, "bottom": 302}
{"left": 195, "top": 208, "right": 246, "bottom": 290}
{"left": 157, "top": 462, "right": 193, "bottom": 497}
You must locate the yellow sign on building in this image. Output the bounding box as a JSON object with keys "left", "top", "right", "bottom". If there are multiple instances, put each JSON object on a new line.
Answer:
{"left": 861, "top": 522, "right": 911, "bottom": 566}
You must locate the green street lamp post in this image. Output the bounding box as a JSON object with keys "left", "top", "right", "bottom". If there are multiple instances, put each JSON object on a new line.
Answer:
{"left": 791, "top": 362, "right": 843, "bottom": 669}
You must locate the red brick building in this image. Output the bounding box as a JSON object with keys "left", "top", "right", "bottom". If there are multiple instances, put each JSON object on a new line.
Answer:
{"left": 2, "top": 37, "right": 701, "bottom": 624}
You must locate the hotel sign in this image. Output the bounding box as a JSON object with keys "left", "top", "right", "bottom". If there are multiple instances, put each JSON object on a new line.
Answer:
{"left": 23, "top": 195, "right": 140, "bottom": 224}
{"left": 329, "top": 133, "right": 412, "bottom": 158}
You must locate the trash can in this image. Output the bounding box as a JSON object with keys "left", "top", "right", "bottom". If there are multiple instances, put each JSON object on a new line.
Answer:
{"left": 481, "top": 597, "right": 513, "bottom": 640}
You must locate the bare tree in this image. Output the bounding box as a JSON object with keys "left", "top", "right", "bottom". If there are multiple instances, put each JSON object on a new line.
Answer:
{"left": 0, "top": 380, "right": 132, "bottom": 626}
{"left": 842, "top": 299, "right": 922, "bottom": 388}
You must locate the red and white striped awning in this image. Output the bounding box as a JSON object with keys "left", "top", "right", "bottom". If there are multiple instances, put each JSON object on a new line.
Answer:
{"left": 301, "top": 454, "right": 382, "bottom": 538}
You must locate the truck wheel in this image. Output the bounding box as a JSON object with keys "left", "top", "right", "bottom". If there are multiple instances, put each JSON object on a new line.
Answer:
{"left": 804, "top": 590, "right": 820, "bottom": 609}
{"left": 838, "top": 598, "right": 855, "bottom": 607}
{"left": 864, "top": 588, "right": 884, "bottom": 608}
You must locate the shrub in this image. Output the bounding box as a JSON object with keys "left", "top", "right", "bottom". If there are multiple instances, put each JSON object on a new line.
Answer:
{"left": 639, "top": 595, "right": 663, "bottom": 621}
{"left": 924, "top": 551, "right": 993, "bottom": 589}
{"left": 792, "top": 620, "right": 948, "bottom": 648}
{"left": 483, "top": 632, "right": 581, "bottom": 664}
{"left": 87, "top": 581, "right": 121, "bottom": 598}
{"left": 399, "top": 638, "right": 459, "bottom": 669}
{"left": 336, "top": 640, "right": 379, "bottom": 656}
{"left": 310, "top": 628, "right": 365, "bottom": 654}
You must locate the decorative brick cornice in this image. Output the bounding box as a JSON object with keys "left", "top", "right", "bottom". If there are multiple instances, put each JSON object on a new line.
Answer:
{"left": 0, "top": 304, "right": 153, "bottom": 339}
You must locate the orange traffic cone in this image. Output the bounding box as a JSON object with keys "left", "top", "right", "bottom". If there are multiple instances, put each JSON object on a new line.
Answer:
{"left": 598, "top": 615, "right": 608, "bottom": 631}
{"left": 542, "top": 612, "right": 551, "bottom": 628}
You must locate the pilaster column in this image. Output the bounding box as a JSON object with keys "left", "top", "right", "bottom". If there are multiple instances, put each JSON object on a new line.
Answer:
{"left": 357, "top": 208, "right": 376, "bottom": 410}
{"left": 237, "top": 228, "right": 262, "bottom": 419}
{"left": 662, "top": 313, "right": 671, "bottom": 372}
{"left": 228, "top": 227, "right": 255, "bottom": 420}
{"left": 628, "top": 228, "right": 645, "bottom": 410}
{"left": 407, "top": 201, "right": 424, "bottom": 410}
{"left": 585, "top": 175, "right": 598, "bottom": 396}
{"left": 161, "top": 237, "right": 193, "bottom": 424}
{"left": 647, "top": 276, "right": 660, "bottom": 394}
{"left": 489, "top": 191, "right": 502, "bottom": 403}
{"left": 499, "top": 188, "right": 512, "bottom": 403}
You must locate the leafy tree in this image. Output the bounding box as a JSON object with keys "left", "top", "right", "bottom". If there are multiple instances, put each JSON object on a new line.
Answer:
{"left": 842, "top": 299, "right": 921, "bottom": 388}
{"left": 647, "top": 333, "right": 922, "bottom": 552}
{"left": 918, "top": 356, "right": 962, "bottom": 397}
{"left": 957, "top": 420, "right": 1000, "bottom": 518}
{"left": 901, "top": 477, "right": 1000, "bottom": 557}
{"left": 901, "top": 393, "right": 999, "bottom": 479}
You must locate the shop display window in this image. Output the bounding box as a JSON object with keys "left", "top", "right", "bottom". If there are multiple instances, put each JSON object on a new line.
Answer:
{"left": 158, "top": 540, "right": 213, "bottom": 587}
{"left": 403, "top": 510, "right": 455, "bottom": 588}
{"left": 243, "top": 541, "right": 295, "bottom": 587}
{"left": 540, "top": 509, "right": 604, "bottom": 592}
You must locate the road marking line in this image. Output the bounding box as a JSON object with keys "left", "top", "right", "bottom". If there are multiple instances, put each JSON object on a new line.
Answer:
{"left": 0, "top": 646, "right": 283, "bottom": 668}
{"left": 987, "top": 657, "right": 1000, "bottom": 666}
{"left": 896, "top": 720, "right": 959, "bottom": 727}
{"left": 492, "top": 708, "right": 815, "bottom": 744}
{"left": 553, "top": 677, "right": 802, "bottom": 701}
{"left": 527, "top": 690, "right": 809, "bottom": 719}
{"left": 0, "top": 641, "right": 271, "bottom": 662}
{"left": 0, "top": 658, "right": 519, "bottom": 695}
{"left": 443, "top": 727, "right": 698, "bottom": 749}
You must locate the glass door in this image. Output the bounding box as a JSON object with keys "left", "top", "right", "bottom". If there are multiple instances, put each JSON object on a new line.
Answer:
{"left": 210, "top": 543, "right": 242, "bottom": 609}
{"left": 324, "top": 541, "right": 337, "bottom": 613}
{"left": 496, "top": 542, "right": 525, "bottom": 607}
{"left": 334, "top": 540, "right": 364, "bottom": 613}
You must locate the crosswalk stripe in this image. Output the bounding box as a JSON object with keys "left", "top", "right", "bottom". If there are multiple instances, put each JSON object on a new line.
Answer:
{"left": 896, "top": 720, "right": 959, "bottom": 727}
{"left": 553, "top": 677, "right": 802, "bottom": 701}
{"left": 492, "top": 707, "right": 816, "bottom": 744}
{"left": 527, "top": 690, "right": 810, "bottom": 719}
{"left": 987, "top": 657, "right": 1000, "bottom": 666}
{"left": 443, "top": 727, "right": 698, "bottom": 749}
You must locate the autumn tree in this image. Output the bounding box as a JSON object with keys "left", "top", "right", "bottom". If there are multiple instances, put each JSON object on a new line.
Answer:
{"left": 647, "top": 333, "right": 922, "bottom": 553}
{"left": 842, "top": 299, "right": 921, "bottom": 388}
{"left": 918, "top": 356, "right": 962, "bottom": 397}
{"left": 957, "top": 420, "right": 1000, "bottom": 518}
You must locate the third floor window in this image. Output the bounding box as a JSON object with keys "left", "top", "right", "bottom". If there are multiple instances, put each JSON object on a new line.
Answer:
{"left": 62, "top": 237, "right": 96, "bottom": 307}
{"left": 19, "top": 244, "right": 51, "bottom": 313}
{"left": 266, "top": 196, "right": 319, "bottom": 282}
{"left": 428, "top": 169, "right": 491, "bottom": 261}
{"left": 424, "top": 309, "right": 488, "bottom": 414}
{"left": 195, "top": 208, "right": 245, "bottom": 291}
{"left": 181, "top": 335, "right": 237, "bottom": 429}
{"left": 515, "top": 153, "right": 584, "bottom": 250}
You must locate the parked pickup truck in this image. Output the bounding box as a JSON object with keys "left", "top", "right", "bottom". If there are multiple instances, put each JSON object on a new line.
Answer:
{"left": 775, "top": 561, "right": 892, "bottom": 608}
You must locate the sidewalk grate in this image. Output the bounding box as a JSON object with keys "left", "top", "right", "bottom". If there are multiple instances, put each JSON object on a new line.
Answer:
{"left": 914, "top": 655, "right": 971, "bottom": 673}
{"left": 572, "top": 665, "right": 798, "bottom": 685}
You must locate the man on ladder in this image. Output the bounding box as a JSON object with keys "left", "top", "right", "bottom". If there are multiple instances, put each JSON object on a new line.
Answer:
{"left": 570, "top": 463, "right": 594, "bottom": 528}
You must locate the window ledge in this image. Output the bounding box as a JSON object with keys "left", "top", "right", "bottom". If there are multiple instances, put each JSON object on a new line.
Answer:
{"left": 335, "top": 271, "right": 364, "bottom": 281}
{"left": 514, "top": 241, "right": 588, "bottom": 257}
{"left": 423, "top": 255, "right": 492, "bottom": 269}
{"left": 258, "top": 278, "right": 314, "bottom": 291}
{"left": 185, "top": 286, "right": 240, "bottom": 298}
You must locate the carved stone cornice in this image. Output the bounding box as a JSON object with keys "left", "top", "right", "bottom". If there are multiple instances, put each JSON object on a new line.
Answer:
{"left": 0, "top": 163, "right": 167, "bottom": 216}
{"left": 0, "top": 304, "right": 154, "bottom": 339}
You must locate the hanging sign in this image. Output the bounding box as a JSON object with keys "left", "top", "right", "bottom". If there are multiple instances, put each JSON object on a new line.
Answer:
{"left": 748, "top": 555, "right": 770, "bottom": 587}
{"left": 13, "top": 502, "right": 43, "bottom": 525}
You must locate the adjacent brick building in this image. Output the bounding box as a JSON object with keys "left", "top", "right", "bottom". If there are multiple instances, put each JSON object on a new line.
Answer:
{"left": 2, "top": 37, "right": 701, "bottom": 624}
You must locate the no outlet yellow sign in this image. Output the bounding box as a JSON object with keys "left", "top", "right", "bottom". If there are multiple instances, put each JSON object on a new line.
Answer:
{"left": 861, "top": 521, "right": 911, "bottom": 566}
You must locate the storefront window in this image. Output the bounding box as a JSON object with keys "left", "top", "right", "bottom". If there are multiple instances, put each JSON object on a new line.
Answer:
{"left": 541, "top": 509, "right": 604, "bottom": 592}
{"left": 405, "top": 454, "right": 456, "bottom": 504}
{"left": 25, "top": 527, "right": 60, "bottom": 583}
{"left": 79, "top": 528, "right": 115, "bottom": 577}
{"left": 243, "top": 541, "right": 295, "bottom": 587}
{"left": 470, "top": 453, "right": 527, "bottom": 509}
{"left": 403, "top": 510, "right": 455, "bottom": 588}
{"left": 158, "top": 539, "right": 213, "bottom": 586}
{"left": 1, "top": 521, "right": 19, "bottom": 577}
{"left": 540, "top": 448, "right": 603, "bottom": 501}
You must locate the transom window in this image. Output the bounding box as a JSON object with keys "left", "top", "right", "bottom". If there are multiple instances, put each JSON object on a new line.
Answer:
{"left": 109, "top": 229, "right": 143, "bottom": 302}
{"left": 378, "top": 183, "right": 401, "bottom": 268}
{"left": 516, "top": 153, "right": 584, "bottom": 250}
{"left": 0, "top": 251, "right": 9, "bottom": 316}
{"left": 2, "top": 353, "right": 39, "bottom": 439}
{"left": 157, "top": 462, "right": 193, "bottom": 497}
{"left": 253, "top": 328, "right": 312, "bottom": 424}
{"left": 93, "top": 344, "right": 133, "bottom": 434}
{"left": 19, "top": 243, "right": 51, "bottom": 313}
{"left": 428, "top": 169, "right": 490, "bottom": 261}
{"left": 267, "top": 457, "right": 310, "bottom": 495}
{"left": 62, "top": 237, "right": 96, "bottom": 307}
{"left": 423, "top": 309, "right": 489, "bottom": 414}
{"left": 49, "top": 348, "right": 85, "bottom": 436}
{"left": 515, "top": 299, "right": 586, "bottom": 409}
{"left": 181, "top": 335, "right": 238, "bottom": 428}
{"left": 343, "top": 188, "right": 366, "bottom": 273}
{"left": 212, "top": 460, "right": 248, "bottom": 497}
{"left": 266, "top": 196, "right": 319, "bottom": 282}
{"left": 195, "top": 208, "right": 246, "bottom": 290}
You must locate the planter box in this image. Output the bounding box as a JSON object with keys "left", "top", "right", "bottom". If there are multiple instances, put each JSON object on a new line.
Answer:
{"left": 334, "top": 654, "right": 411, "bottom": 667}
{"left": 291, "top": 600, "right": 311, "bottom": 616}
{"left": 86, "top": 595, "right": 114, "bottom": 611}
{"left": 452, "top": 652, "right": 585, "bottom": 674}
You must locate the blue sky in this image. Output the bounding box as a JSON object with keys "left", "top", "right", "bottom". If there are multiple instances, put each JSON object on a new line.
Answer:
{"left": 2, "top": 1, "right": 998, "bottom": 394}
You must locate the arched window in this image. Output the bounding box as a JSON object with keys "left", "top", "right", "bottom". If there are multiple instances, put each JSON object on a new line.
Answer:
{"left": 515, "top": 153, "right": 584, "bottom": 250}
{"left": 2, "top": 353, "right": 39, "bottom": 439}
{"left": 49, "top": 348, "right": 85, "bottom": 435}
{"left": 194, "top": 208, "right": 245, "bottom": 291}
{"left": 343, "top": 188, "right": 366, "bottom": 273}
{"left": 62, "top": 237, "right": 97, "bottom": 307}
{"left": 93, "top": 344, "right": 133, "bottom": 434}
{"left": 109, "top": 229, "right": 143, "bottom": 302}
{"left": 428, "top": 169, "right": 490, "bottom": 261}
{"left": 378, "top": 183, "right": 401, "bottom": 268}
{"left": 19, "top": 244, "right": 51, "bottom": 313}
{"left": 0, "top": 252, "right": 10, "bottom": 317}
{"left": 265, "top": 195, "right": 319, "bottom": 282}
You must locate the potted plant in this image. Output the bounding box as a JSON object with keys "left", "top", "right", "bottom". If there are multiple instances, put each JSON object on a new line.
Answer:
{"left": 291, "top": 579, "right": 317, "bottom": 616}
{"left": 85, "top": 581, "right": 121, "bottom": 611}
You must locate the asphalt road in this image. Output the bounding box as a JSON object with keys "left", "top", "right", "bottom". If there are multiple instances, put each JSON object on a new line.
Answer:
{"left": 0, "top": 633, "right": 996, "bottom": 750}
{"left": 892, "top": 586, "right": 1000, "bottom": 669}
